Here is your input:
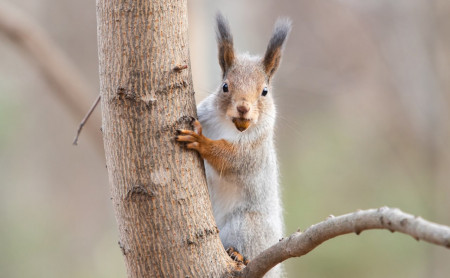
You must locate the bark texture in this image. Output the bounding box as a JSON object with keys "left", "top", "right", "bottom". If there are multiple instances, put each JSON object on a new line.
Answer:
{"left": 96, "top": 0, "right": 231, "bottom": 277}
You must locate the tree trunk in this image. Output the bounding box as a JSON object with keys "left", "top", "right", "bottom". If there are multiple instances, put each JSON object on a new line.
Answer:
{"left": 96, "top": 0, "right": 231, "bottom": 276}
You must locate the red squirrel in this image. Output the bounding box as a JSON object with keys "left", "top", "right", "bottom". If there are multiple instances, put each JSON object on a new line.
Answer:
{"left": 177, "top": 13, "right": 291, "bottom": 277}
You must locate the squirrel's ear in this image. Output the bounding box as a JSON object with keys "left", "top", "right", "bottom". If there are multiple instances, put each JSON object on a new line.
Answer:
{"left": 216, "top": 13, "right": 235, "bottom": 76}
{"left": 263, "top": 18, "right": 291, "bottom": 79}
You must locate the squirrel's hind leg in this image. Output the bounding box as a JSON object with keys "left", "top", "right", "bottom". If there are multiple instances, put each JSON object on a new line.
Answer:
{"left": 226, "top": 247, "right": 249, "bottom": 265}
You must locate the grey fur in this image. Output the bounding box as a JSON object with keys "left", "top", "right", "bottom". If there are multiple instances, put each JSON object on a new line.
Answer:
{"left": 263, "top": 18, "right": 292, "bottom": 78}
{"left": 216, "top": 12, "right": 235, "bottom": 75}
{"left": 267, "top": 18, "right": 292, "bottom": 53}
{"left": 216, "top": 12, "right": 233, "bottom": 46}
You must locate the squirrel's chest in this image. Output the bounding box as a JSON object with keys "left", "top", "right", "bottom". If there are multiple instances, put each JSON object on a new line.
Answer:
{"left": 204, "top": 162, "right": 244, "bottom": 226}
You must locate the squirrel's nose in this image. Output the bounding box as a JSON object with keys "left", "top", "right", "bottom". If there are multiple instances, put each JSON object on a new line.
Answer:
{"left": 237, "top": 105, "right": 250, "bottom": 116}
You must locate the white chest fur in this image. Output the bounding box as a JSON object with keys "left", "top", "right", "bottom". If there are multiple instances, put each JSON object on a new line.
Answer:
{"left": 204, "top": 162, "right": 243, "bottom": 228}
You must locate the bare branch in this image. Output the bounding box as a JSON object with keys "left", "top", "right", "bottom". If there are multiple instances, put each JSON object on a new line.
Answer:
{"left": 73, "top": 94, "right": 101, "bottom": 145}
{"left": 0, "top": 2, "right": 102, "bottom": 149}
{"left": 240, "top": 207, "right": 450, "bottom": 278}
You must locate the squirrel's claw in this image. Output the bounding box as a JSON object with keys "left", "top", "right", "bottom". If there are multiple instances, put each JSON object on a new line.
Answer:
{"left": 175, "top": 123, "right": 205, "bottom": 152}
{"left": 176, "top": 121, "right": 203, "bottom": 141}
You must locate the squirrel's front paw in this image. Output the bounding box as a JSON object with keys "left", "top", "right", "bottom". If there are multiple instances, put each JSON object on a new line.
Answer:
{"left": 175, "top": 120, "right": 205, "bottom": 151}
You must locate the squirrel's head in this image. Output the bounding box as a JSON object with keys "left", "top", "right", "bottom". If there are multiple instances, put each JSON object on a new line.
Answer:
{"left": 215, "top": 13, "right": 291, "bottom": 132}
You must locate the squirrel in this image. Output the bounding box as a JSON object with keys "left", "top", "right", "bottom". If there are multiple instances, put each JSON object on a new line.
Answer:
{"left": 177, "top": 13, "right": 291, "bottom": 277}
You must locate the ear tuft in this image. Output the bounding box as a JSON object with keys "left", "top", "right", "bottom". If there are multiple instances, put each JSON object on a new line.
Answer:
{"left": 263, "top": 18, "right": 292, "bottom": 78}
{"left": 216, "top": 12, "right": 235, "bottom": 76}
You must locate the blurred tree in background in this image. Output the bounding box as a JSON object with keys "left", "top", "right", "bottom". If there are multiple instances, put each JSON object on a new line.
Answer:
{"left": 0, "top": 0, "right": 449, "bottom": 277}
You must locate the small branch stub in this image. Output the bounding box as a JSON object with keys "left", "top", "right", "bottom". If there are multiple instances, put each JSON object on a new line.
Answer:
{"left": 173, "top": 64, "right": 188, "bottom": 72}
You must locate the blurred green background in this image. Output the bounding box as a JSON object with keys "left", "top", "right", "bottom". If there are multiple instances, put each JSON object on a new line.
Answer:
{"left": 1, "top": 0, "right": 449, "bottom": 277}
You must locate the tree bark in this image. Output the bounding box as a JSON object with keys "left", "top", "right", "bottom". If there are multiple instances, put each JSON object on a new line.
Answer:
{"left": 96, "top": 0, "right": 231, "bottom": 277}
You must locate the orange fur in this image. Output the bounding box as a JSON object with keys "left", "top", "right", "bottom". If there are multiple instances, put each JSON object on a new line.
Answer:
{"left": 263, "top": 48, "right": 281, "bottom": 77}
{"left": 176, "top": 121, "right": 236, "bottom": 175}
{"left": 226, "top": 247, "right": 249, "bottom": 265}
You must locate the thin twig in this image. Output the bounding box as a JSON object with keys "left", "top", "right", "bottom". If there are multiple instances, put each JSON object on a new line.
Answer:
{"left": 73, "top": 94, "right": 101, "bottom": 145}
{"left": 239, "top": 207, "right": 450, "bottom": 278}
{"left": 0, "top": 2, "right": 102, "bottom": 150}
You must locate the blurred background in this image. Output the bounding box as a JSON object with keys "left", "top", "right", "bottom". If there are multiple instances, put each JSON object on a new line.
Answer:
{"left": 1, "top": 0, "right": 449, "bottom": 277}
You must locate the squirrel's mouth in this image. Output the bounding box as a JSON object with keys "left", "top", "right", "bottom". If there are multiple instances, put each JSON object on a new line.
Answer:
{"left": 232, "top": 118, "right": 251, "bottom": 132}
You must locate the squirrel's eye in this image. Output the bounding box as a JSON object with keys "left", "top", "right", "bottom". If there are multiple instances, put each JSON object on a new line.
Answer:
{"left": 222, "top": 83, "right": 229, "bottom": 93}
{"left": 262, "top": 87, "right": 268, "bottom": 96}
